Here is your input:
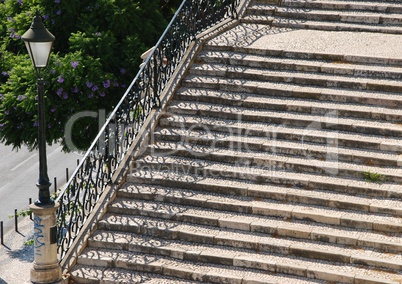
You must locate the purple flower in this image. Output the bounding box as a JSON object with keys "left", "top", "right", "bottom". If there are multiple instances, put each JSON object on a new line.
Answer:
{"left": 119, "top": 68, "right": 126, "bottom": 74}
{"left": 100, "top": 92, "right": 105, "bottom": 97}
{"left": 57, "top": 88, "right": 63, "bottom": 96}
{"left": 51, "top": 106, "right": 57, "bottom": 112}
{"left": 91, "top": 85, "right": 98, "bottom": 92}
{"left": 5, "top": 110, "right": 10, "bottom": 115}
{"left": 113, "top": 81, "right": 119, "bottom": 87}
{"left": 86, "top": 81, "right": 93, "bottom": 88}
{"left": 50, "top": 69, "right": 56, "bottom": 74}
{"left": 0, "top": 123, "right": 4, "bottom": 129}
{"left": 88, "top": 93, "right": 94, "bottom": 98}
{"left": 43, "top": 15, "right": 49, "bottom": 20}
{"left": 71, "top": 61, "right": 79, "bottom": 69}
{"left": 72, "top": 86, "right": 79, "bottom": 93}
{"left": 62, "top": 93, "right": 68, "bottom": 99}
{"left": 17, "top": 95, "right": 26, "bottom": 101}
{"left": 56, "top": 9, "right": 61, "bottom": 15}
{"left": 48, "top": 123, "right": 52, "bottom": 129}
{"left": 2, "top": 71, "right": 8, "bottom": 76}
{"left": 57, "top": 76, "right": 64, "bottom": 83}
{"left": 17, "top": 0, "right": 22, "bottom": 5}
{"left": 55, "top": 0, "right": 60, "bottom": 3}
{"left": 33, "top": 121, "right": 39, "bottom": 127}
{"left": 103, "top": 80, "right": 110, "bottom": 88}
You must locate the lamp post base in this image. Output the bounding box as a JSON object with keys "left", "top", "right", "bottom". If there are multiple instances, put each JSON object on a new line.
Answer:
{"left": 30, "top": 261, "right": 62, "bottom": 284}
{"left": 29, "top": 203, "right": 63, "bottom": 284}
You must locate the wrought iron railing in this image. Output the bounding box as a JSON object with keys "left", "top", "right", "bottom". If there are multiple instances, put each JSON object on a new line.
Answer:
{"left": 56, "top": 0, "right": 240, "bottom": 261}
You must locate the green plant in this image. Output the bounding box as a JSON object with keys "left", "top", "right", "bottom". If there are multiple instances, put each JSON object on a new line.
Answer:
{"left": 9, "top": 208, "right": 32, "bottom": 219}
{"left": 363, "top": 171, "right": 386, "bottom": 183}
{"left": 24, "top": 239, "right": 34, "bottom": 246}
{"left": 0, "top": 0, "right": 174, "bottom": 152}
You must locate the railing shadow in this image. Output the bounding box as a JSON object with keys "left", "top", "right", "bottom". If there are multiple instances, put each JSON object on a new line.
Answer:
{"left": 56, "top": 0, "right": 241, "bottom": 262}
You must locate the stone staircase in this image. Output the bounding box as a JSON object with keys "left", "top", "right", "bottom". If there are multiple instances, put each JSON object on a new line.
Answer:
{"left": 69, "top": 0, "right": 402, "bottom": 283}
{"left": 244, "top": 0, "right": 402, "bottom": 34}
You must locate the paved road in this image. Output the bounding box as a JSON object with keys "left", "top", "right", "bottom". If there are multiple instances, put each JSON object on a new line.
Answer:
{"left": 0, "top": 143, "right": 82, "bottom": 234}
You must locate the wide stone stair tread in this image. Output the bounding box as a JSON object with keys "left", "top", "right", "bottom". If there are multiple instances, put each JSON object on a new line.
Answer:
{"left": 248, "top": 6, "right": 402, "bottom": 26}
{"left": 118, "top": 172, "right": 402, "bottom": 231}
{"left": 147, "top": 141, "right": 402, "bottom": 183}
{"left": 269, "top": 17, "right": 402, "bottom": 33}
{"left": 75, "top": 248, "right": 327, "bottom": 284}
{"left": 118, "top": 182, "right": 402, "bottom": 247}
{"left": 275, "top": 9, "right": 402, "bottom": 21}
{"left": 130, "top": 161, "right": 402, "bottom": 199}
{"left": 167, "top": 100, "right": 402, "bottom": 137}
{"left": 69, "top": 264, "right": 201, "bottom": 284}
{"left": 204, "top": 44, "right": 402, "bottom": 66}
{"left": 189, "top": 63, "right": 402, "bottom": 92}
{"left": 176, "top": 87, "right": 402, "bottom": 121}
{"left": 159, "top": 114, "right": 402, "bottom": 153}
{"left": 183, "top": 71, "right": 401, "bottom": 103}
{"left": 95, "top": 213, "right": 402, "bottom": 279}
{"left": 153, "top": 129, "right": 400, "bottom": 166}
{"left": 279, "top": 0, "right": 402, "bottom": 11}
{"left": 182, "top": 76, "right": 402, "bottom": 108}
{"left": 197, "top": 50, "right": 402, "bottom": 80}
{"left": 250, "top": 2, "right": 402, "bottom": 12}
{"left": 119, "top": 183, "right": 402, "bottom": 231}
{"left": 241, "top": 14, "right": 402, "bottom": 34}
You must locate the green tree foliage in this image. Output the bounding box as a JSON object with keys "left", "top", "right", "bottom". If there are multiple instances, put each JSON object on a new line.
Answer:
{"left": 0, "top": 0, "right": 177, "bottom": 151}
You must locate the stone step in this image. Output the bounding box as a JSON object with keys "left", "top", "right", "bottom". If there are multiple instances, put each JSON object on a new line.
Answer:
{"left": 129, "top": 156, "right": 402, "bottom": 226}
{"left": 203, "top": 44, "right": 402, "bottom": 67}
{"left": 272, "top": 9, "right": 402, "bottom": 26}
{"left": 117, "top": 182, "right": 402, "bottom": 252}
{"left": 246, "top": 3, "right": 402, "bottom": 25}
{"left": 240, "top": 13, "right": 402, "bottom": 34}
{"left": 182, "top": 75, "right": 402, "bottom": 109}
{"left": 159, "top": 114, "right": 402, "bottom": 154}
{"left": 76, "top": 248, "right": 329, "bottom": 284}
{"left": 189, "top": 63, "right": 402, "bottom": 93}
{"left": 129, "top": 156, "right": 402, "bottom": 199}
{"left": 196, "top": 50, "right": 402, "bottom": 80}
{"left": 95, "top": 212, "right": 402, "bottom": 275}
{"left": 263, "top": 16, "right": 402, "bottom": 34}
{"left": 146, "top": 141, "right": 402, "bottom": 183}
{"left": 176, "top": 87, "right": 402, "bottom": 122}
{"left": 279, "top": 0, "right": 402, "bottom": 13}
{"left": 70, "top": 264, "right": 201, "bottom": 284}
{"left": 167, "top": 99, "right": 402, "bottom": 138}
{"left": 108, "top": 191, "right": 402, "bottom": 235}
{"left": 153, "top": 126, "right": 400, "bottom": 167}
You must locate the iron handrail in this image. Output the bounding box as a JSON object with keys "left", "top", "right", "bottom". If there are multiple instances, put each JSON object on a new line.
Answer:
{"left": 55, "top": 0, "right": 239, "bottom": 261}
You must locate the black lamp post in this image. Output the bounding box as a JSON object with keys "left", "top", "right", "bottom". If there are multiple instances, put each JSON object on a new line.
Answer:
{"left": 22, "top": 11, "right": 55, "bottom": 206}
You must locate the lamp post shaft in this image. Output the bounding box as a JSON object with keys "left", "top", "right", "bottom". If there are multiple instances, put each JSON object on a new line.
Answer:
{"left": 36, "top": 77, "right": 53, "bottom": 206}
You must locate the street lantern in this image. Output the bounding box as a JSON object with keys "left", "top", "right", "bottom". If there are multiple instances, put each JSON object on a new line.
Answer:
{"left": 22, "top": 11, "right": 55, "bottom": 70}
{"left": 22, "top": 11, "right": 55, "bottom": 206}
{"left": 22, "top": 12, "right": 63, "bottom": 284}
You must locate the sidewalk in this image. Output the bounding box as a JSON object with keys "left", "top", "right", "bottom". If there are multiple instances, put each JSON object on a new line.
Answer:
{"left": 0, "top": 217, "right": 33, "bottom": 284}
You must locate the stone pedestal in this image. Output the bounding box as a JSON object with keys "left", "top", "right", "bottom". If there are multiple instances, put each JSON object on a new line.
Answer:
{"left": 29, "top": 203, "right": 62, "bottom": 284}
